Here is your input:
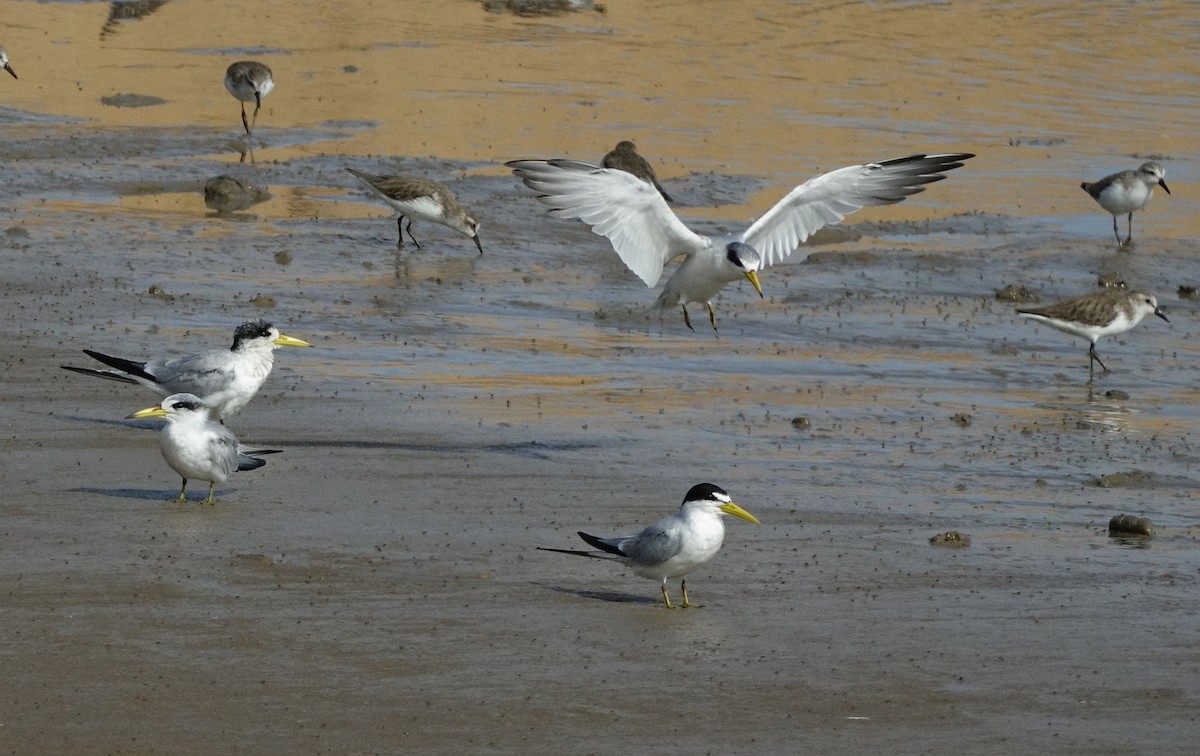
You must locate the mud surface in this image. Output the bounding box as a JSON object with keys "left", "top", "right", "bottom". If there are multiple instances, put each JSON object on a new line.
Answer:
{"left": 4, "top": 1, "right": 1200, "bottom": 753}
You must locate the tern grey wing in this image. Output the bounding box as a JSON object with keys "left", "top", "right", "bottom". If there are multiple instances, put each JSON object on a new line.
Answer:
{"left": 61, "top": 363, "right": 140, "bottom": 385}
{"left": 577, "top": 531, "right": 627, "bottom": 557}
{"left": 77, "top": 349, "right": 154, "bottom": 382}
{"left": 742, "top": 153, "right": 974, "bottom": 267}
{"left": 237, "top": 446, "right": 281, "bottom": 471}
{"left": 618, "top": 524, "right": 683, "bottom": 567}
{"left": 149, "top": 351, "right": 238, "bottom": 394}
{"left": 236, "top": 454, "right": 266, "bottom": 471}
{"left": 507, "top": 159, "right": 707, "bottom": 287}
{"left": 211, "top": 427, "right": 242, "bottom": 480}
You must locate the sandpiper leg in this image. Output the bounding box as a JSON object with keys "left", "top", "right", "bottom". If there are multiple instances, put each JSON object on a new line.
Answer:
{"left": 681, "top": 305, "right": 694, "bottom": 332}
{"left": 402, "top": 218, "right": 423, "bottom": 250}
{"left": 1088, "top": 342, "right": 1109, "bottom": 382}
{"left": 1124, "top": 213, "right": 1133, "bottom": 246}
{"left": 240, "top": 102, "right": 251, "bottom": 135}
{"left": 706, "top": 303, "right": 718, "bottom": 331}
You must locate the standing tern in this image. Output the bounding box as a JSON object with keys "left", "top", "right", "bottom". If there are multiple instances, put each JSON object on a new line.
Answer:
{"left": 1080, "top": 162, "right": 1170, "bottom": 247}
{"left": 61, "top": 319, "right": 312, "bottom": 420}
{"left": 538, "top": 483, "right": 760, "bottom": 608}
{"left": 129, "top": 393, "right": 281, "bottom": 505}
{"left": 508, "top": 152, "right": 974, "bottom": 331}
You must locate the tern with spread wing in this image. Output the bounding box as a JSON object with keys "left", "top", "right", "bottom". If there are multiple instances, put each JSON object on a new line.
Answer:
{"left": 538, "top": 483, "right": 760, "bottom": 608}
{"left": 61, "top": 319, "right": 311, "bottom": 420}
{"left": 508, "top": 152, "right": 973, "bottom": 331}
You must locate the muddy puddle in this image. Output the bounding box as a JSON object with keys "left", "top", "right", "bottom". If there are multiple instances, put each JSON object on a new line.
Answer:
{"left": 3, "top": 1, "right": 1200, "bottom": 753}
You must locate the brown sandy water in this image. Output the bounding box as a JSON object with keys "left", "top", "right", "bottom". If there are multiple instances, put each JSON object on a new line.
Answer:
{"left": 3, "top": 1, "right": 1200, "bottom": 753}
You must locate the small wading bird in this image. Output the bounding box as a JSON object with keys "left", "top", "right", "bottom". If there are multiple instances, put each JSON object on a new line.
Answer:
{"left": 0, "top": 47, "right": 16, "bottom": 79}
{"left": 224, "top": 60, "right": 274, "bottom": 135}
{"left": 1080, "top": 162, "right": 1170, "bottom": 247}
{"left": 602, "top": 140, "right": 673, "bottom": 202}
{"left": 538, "top": 483, "right": 760, "bottom": 608}
{"left": 345, "top": 168, "right": 484, "bottom": 254}
{"left": 1016, "top": 288, "right": 1168, "bottom": 382}
{"left": 61, "top": 320, "right": 312, "bottom": 420}
{"left": 508, "top": 152, "right": 973, "bottom": 331}
{"left": 129, "top": 393, "right": 280, "bottom": 505}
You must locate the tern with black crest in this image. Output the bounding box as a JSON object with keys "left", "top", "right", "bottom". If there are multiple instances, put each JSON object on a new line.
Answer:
{"left": 61, "top": 319, "right": 311, "bottom": 420}
{"left": 509, "top": 152, "right": 973, "bottom": 331}
{"left": 538, "top": 483, "right": 760, "bottom": 608}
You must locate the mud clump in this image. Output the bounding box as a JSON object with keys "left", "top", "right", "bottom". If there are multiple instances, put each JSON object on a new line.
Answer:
{"left": 1093, "top": 470, "right": 1154, "bottom": 489}
{"left": 100, "top": 93, "right": 167, "bottom": 108}
{"left": 482, "top": 0, "right": 605, "bottom": 15}
{"left": 204, "top": 175, "right": 271, "bottom": 214}
{"left": 930, "top": 531, "right": 971, "bottom": 547}
{"left": 146, "top": 285, "right": 173, "bottom": 301}
{"left": 995, "top": 284, "right": 1038, "bottom": 303}
{"left": 1108, "top": 514, "right": 1154, "bottom": 537}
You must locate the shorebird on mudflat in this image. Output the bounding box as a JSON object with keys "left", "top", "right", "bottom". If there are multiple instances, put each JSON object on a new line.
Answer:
{"left": 345, "top": 168, "right": 483, "bottom": 254}
{"left": 1081, "top": 162, "right": 1170, "bottom": 247}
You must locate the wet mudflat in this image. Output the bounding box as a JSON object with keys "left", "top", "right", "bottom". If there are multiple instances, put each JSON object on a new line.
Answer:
{"left": 3, "top": 1, "right": 1200, "bottom": 753}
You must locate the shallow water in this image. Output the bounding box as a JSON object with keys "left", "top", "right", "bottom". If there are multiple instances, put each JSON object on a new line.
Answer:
{"left": 4, "top": 1, "right": 1200, "bottom": 752}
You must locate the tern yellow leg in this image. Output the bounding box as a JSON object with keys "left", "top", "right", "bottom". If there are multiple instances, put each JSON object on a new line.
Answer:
{"left": 680, "top": 579, "right": 698, "bottom": 608}
{"left": 660, "top": 584, "right": 676, "bottom": 609}
{"left": 205, "top": 481, "right": 217, "bottom": 506}
{"left": 177, "top": 479, "right": 188, "bottom": 503}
